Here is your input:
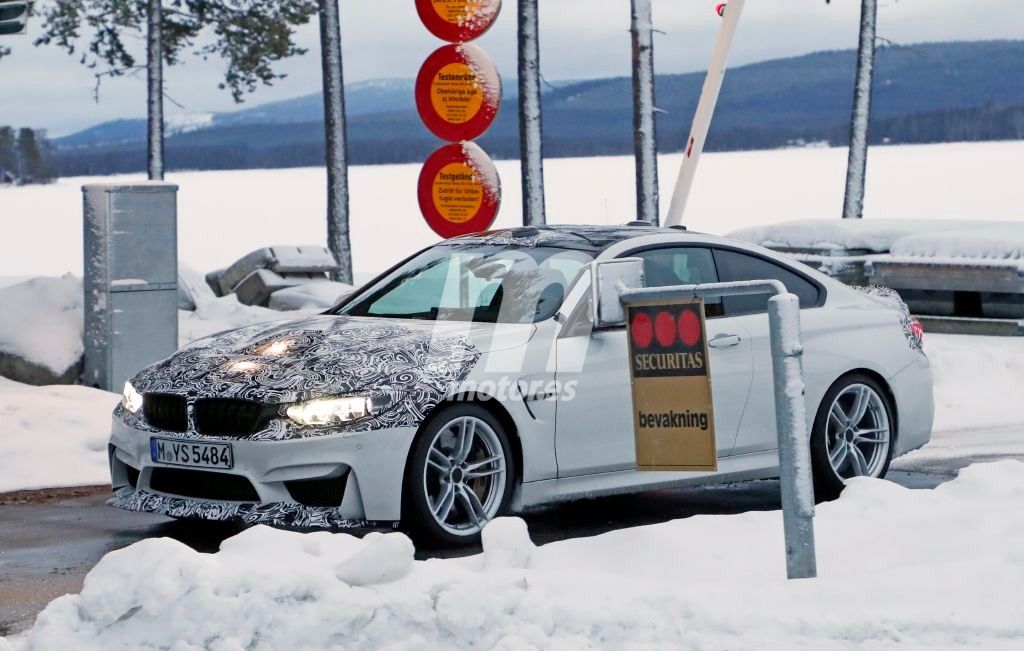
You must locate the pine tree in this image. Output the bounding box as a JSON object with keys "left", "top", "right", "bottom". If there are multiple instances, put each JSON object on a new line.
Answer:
{"left": 0, "top": 126, "right": 16, "bottom": 183}
{"left": 16, "top": 128, "right": 42, "bottom": 183}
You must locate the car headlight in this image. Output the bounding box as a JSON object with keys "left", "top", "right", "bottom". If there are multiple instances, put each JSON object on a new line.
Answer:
{"left": 286, "top": 396, "right": 372, "bottom": 427}
{"left": 122, "top": 381, "right": 144, "bottom": 414}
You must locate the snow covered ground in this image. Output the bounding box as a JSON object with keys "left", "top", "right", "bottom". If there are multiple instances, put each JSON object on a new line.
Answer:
{"left": 4, "top": 461, "right": 1023, "bottom": 649}
{"left": 0, "top": 377, "right": 118, "bottom": 493}
{"left": 2, "top": 141, "right": 1023, "bottom": 280}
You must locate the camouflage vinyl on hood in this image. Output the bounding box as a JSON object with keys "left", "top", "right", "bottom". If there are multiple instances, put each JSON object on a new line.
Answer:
{"left": 120, "top": 315, "right": 481, "bottom": 441}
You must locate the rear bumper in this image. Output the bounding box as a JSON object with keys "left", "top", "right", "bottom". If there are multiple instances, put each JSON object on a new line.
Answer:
{"left": 891, "top": 354, "right": 935, "bottom": 457}
{"left": 108, "top": 415, "right": 417, "bottom": 524}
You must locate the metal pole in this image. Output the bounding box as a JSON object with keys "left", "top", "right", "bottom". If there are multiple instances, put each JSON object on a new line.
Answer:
{"left": 664, "top": 0, "right": 746, "bottom": 228}
{"left": 518, "top": 0, "right": 546, "bottom": 226}
{"left": 768, "top": 293, "right": 817, "bottom": 579}
{"left": 319, "top": 0, "right": 353, "bottom": 284}
{"left": 619, "top": 277, "right": 817, "bottom": 580}
{"left": 630, "top": 0, "right": 660, "bottom": 225}
{"left": 842, "top": 0, "right": 878, "bottom": 220}
{"left": 146, "top": 0, "right": 164, "bottom": 181}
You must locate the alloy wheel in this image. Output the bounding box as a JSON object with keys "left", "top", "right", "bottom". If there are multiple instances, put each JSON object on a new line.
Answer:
{"left": 826, "top": 383, "right": 891, "bottom": 481}
{"left": 423, "top": 415, "right": 507, "bottom": 536}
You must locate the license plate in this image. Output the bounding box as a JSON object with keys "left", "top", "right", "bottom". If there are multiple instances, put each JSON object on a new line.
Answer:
{"left": 151, "top": 438, "right": 234, "bottom": 470}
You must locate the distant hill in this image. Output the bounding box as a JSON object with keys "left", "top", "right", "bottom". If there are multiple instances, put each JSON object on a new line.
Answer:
{"left": 53, "top": 40, "right": 1024, "bottom": 176}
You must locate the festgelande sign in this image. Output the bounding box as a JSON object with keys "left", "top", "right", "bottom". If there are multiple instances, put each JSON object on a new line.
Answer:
{"left": 626, "top": 298, "right": 718, "bottom": 471}
{"left": 416, "top": 0, "right": 502, "bottom": 238}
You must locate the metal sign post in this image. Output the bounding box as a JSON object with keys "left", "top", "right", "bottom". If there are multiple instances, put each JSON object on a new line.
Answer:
{"left": 601, "top": 267, "right": 818, "bottom": 580}
{"left": 664, "top": 0, "right": 747, "bottom": 228}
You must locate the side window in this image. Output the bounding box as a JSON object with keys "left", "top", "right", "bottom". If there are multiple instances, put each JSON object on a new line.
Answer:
{"left": 712, "top": 249, "right": 820, "bottom": 316}
{"left": 634, "top": 247, "right": 723, "bottom": 317}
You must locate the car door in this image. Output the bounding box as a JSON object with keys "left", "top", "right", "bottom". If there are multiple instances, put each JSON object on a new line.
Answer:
{"left": 553, "top": 246, "right": 754, "bottom": 477}
{"left": 711, "top": 247, "right": 824, "bottom": 455}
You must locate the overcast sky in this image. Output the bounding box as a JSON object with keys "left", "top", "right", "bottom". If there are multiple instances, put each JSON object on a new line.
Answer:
{"left": 1, "top": 0, "right": 1022, "bottom": 136}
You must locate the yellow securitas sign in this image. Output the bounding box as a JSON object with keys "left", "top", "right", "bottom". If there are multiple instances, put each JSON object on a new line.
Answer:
{"left": 626, "top": 298, "right": 717, "bottom": 471}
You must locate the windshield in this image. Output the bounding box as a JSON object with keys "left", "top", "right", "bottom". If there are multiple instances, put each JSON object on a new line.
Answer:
{"left": 338, "top": 244, "right": 592, "bottom": 323}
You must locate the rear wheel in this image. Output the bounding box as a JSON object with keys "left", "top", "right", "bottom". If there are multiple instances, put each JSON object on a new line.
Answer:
{"left": 403, "top": 404, "right": 515, "bottom": 547}
{"left": 811, "top": 374, "right": 895, "bottom": 501}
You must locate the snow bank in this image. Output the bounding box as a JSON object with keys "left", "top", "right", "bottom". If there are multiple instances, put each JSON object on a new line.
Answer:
{"left": 891, "top": 223, "right": 1024, "bottom": 261}
{"left": 728, "top": 219, "right": 1005, "bottom": 253}
{"left": 0, "top": 377, "right": 118, "bottom": 492}
{"left": 9, "top": 461, "right": 1024, "bottom": 649}
{"left": 0, "top": 275, "right": 83, "bottom": 378}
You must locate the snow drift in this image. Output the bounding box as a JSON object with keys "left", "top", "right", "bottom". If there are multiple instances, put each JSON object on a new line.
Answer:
{"left": 8, "top": 461, "right": 1024, "bottom": 649}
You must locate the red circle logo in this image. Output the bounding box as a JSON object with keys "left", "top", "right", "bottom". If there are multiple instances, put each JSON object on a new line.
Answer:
{"left": 654, "top": 311, "right": 677, "bottom": 348}
{"left": 631, "top": 312, "right": 653, "bottom": 349}
{"left": 415, "top": 0, "right": 502, "bottom": 44}
{"left": 678, "top": 310, "right": 701, "bottom": 346}
{"left": 417, "top": 142, "right": 501, "bottom": 239}
{"left": 415, "top": 44, "right": 502, "bottom": 142}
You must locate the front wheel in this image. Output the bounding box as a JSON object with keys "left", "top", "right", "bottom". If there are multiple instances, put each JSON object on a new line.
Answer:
{"left": 403, "top": 404, "right": 515, "bottom": 547}
{"left": 810, "top": 374, "right": 896, "bottom": 501}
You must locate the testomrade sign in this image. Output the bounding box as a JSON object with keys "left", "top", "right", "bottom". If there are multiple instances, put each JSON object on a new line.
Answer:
{"left": 626, "top": 299, "right": 717, "bottom": 471}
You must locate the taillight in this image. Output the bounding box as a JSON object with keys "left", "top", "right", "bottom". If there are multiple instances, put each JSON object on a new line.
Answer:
{"left": 909, "top": 318, "right": 924, "bottom": 343}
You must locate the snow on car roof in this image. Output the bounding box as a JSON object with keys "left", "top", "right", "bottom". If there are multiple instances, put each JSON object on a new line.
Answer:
{"left": 449, "top": 224, "right": 685, "bottom": 252}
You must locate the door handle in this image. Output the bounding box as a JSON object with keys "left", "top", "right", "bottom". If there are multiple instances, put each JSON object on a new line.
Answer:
{"left": 708, "top": 334, "right": 742, "bottom": 349}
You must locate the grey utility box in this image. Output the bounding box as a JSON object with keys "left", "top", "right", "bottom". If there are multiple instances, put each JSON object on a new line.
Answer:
{"left": 83, "top": 182, "right": 179, "bottom": 391}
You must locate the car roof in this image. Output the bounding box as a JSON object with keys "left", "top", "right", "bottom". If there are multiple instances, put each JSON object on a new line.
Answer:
{"left": 448, "top": 224, "right": 695, "bottom": 253}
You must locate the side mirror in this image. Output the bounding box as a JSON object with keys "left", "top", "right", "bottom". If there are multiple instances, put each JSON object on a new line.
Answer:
{"left": 592, "top": 258, "right": 645, "bottom": 329}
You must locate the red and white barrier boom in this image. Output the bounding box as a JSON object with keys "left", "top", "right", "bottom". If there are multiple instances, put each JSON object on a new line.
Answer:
{"left": 664, "top": 0, "right": 747, "bottom": 228}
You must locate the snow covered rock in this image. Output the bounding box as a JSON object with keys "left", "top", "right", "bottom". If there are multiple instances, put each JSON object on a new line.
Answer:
{"left": 0, "top": 275, "right": 83, "bottom": 385}
{"left": 177, "top": 262, "right": 218, "bottom": 311}
{"left": 482, "top": 517, "right": 535, "bottom": 570}
{"left": 268, "top": 281, "right": 353, "bottom": 311}
{"left": 335, "top": 531, "right": 415, "bottom": 586}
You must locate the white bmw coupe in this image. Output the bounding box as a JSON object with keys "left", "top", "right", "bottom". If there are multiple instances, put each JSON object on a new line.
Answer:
{"left": 109, "top": 225, "right": 933, "bottom": 545}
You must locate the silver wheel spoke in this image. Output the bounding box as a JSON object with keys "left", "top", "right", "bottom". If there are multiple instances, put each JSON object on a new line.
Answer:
{"left": 465, "top": 454, "right": 501, "bottom": 472}
{"left": 454, "top": 418, "right": 476, "bottom": 464}
{"left": 465, "top": 466, "right": 503, "bottom": 480}
{"left": 458, "top": 487, "right": 487, "bottom": 528}
{"left": 829, "top": 441, "right": 848, "bottom": 467}
{"left": 427, "top": 448, "right": 452, "bottom": 473}
{"left": 855, "top": 427, "right": 889, "bottom": 444}
{"left": 848, "top": 386, "right": 871, "bottom": 428}
{"left": 432, "top": 483, "right": 456, "bottom": 523}
{"left": 848, "top": 444, "right": 869, "bottom": 476}
{"left": 829, "top": 403, "right": 848, "bottom": 430}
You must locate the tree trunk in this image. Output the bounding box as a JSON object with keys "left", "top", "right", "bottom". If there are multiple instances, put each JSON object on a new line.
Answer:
{"left": 146, "top": 0, "right": 164, "bottom": 181}
{"left": 518, "top": 0, "right": 546, "bottom": 227}
{"left": 842, "top": 0, "right": 877, "bottom": 219}
{"left": 630, "top": 0, "right": 660, "bottom": 225}
{"left": 318, "top": 0, "right": 352, "bottom": 283}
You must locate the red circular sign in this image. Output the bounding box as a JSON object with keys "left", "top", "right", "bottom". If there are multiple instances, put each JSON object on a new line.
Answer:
{"left": 655, "top": 311, "right": 677, "bottom": 348}
{"left": 631, "top": 312, "right": 653, "bottom": 349}
{"left": 678, "top": 310, "right": 701, "bottom": 346}
{"left": 415, "top": 0, "right": 502, "bottom": 43}
{"left": 418, "top": 142, "right": 501, "bottom": 238}
{"left": 416, "top": 43, "right": 501, "bottom": 142}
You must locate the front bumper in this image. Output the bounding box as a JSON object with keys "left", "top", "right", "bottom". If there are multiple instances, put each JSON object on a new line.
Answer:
{"left": 108, "top": 415, "right": 417, "bottom": 526}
